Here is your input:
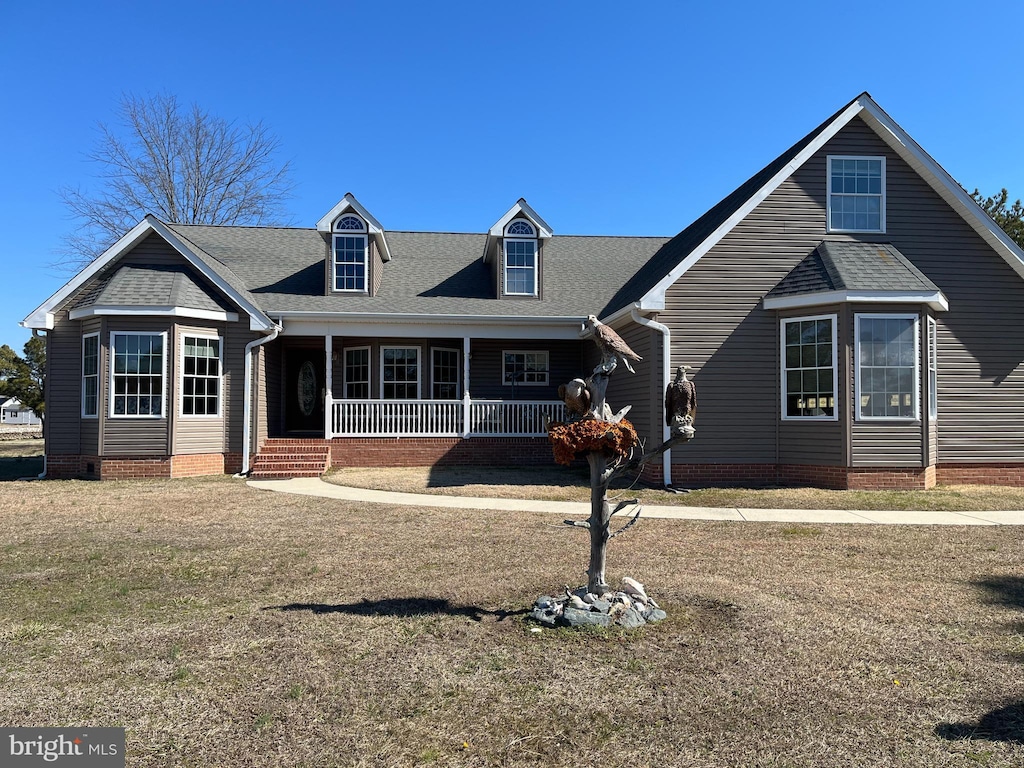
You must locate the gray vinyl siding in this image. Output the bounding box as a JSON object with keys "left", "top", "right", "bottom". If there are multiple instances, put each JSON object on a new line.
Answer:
{"left": 371, "top": 241, "right": 384, "bottom": 297}
{"left": 255, "top": 344, "right": 268, "bottom": 446}
{"left": 45, "top": 310, "right": 83, "bottom": 454}
{"left": 662, "top": 114, "right": 1024, "bottom": 468}
{"left": 468, "top": 339, "right": 582, "bottom": 400}
{"left": 264, "top": 341, "right": 284, "bottom": 437}
{"left": 224, "top": 324, "right": 255, "bottom": 453}
{"left": 600, "top": 322, "right": 660, "bottom": 448}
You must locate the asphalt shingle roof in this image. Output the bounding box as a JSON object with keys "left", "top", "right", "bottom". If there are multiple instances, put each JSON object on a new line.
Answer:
{"left": 73, "top": 264, "right": 232, "bottom": 313}
{"left": 766, "top": 241, "right": 940, "bottom": 298}
{"left": 165, "top": 224, "right": 670, "bottom": 318}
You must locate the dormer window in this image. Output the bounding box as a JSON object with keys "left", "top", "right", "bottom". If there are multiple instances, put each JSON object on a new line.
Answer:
{"left": 333, "top": 214, "right": 368, "bottom": 292}
{"left": 503, "top": 218, "right": 538, "bottom": 296}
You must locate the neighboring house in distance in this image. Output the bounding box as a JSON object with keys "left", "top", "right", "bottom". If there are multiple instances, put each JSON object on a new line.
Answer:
{"left": 0, "top": 397, "right": 42, "bottom": 426}
{"left": 21, "top": 93, "right": 1024, "bottom": 488}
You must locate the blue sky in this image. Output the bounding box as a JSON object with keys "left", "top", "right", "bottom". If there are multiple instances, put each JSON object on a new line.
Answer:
{"left": 1, "top": 0, "right": 1021, "bottom": 352}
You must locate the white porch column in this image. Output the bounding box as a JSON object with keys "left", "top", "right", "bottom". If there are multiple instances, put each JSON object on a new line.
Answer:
{"left": 462, "top": 336, "right": 471, "bottom": 437}
{"left": 324, "top": 333, "right": 333, "bottom": 438}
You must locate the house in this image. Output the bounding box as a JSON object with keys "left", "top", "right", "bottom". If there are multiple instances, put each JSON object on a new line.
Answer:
{"left": 22, "top": 92, "right": 1024, "bottom": 489}
{"left": 0, "top": 397, "right": 41, "bottom": 426}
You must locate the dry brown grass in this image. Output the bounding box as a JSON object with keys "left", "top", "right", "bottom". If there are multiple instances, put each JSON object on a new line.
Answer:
{"left": 326, "top": 465, "right": 1024, "bottom": 511}
{"left": 2, "top": 475, "right": 1024, "bottom": 766}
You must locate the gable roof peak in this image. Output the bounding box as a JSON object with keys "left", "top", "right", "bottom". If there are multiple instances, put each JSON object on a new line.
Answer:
{"left": 488, "top": 198, "right": 553, "bottom": 239}
{"left": 316, "top": 193, "right": 392, "bottom": 262}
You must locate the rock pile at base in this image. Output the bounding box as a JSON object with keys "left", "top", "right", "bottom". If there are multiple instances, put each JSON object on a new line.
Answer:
{"left": 529, "top": 577, "right": 667, "bottom": 629}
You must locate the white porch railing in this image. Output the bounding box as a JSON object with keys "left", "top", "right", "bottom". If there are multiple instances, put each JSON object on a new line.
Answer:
{"left": 330, "top": 398, "right": 567, "bottom": 438}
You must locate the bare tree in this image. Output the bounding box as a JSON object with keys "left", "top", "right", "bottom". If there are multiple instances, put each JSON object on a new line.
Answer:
{"left": 59, "top": 93, "right": 293, "bottom": 268}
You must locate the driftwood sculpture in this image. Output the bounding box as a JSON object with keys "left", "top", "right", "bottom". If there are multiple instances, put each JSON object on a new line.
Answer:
{"left": 550, "top": 317, "right": 696, "bottom": 595}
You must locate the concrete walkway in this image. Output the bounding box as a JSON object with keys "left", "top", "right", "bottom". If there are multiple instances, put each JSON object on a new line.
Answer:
{"left": 247, "top": 477, "right": 1024, "bottom": 526}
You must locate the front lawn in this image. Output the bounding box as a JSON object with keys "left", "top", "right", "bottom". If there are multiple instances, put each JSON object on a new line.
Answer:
{"left": 2, "top": 476, "right": 1023, "bottom": 766}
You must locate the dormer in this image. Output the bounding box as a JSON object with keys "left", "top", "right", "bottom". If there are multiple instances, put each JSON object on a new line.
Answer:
{"left": 483, "top": 199, "right": 553, "bottom": 299}
{"left": 317, "top": 193, "right": 391, "bottom": 297}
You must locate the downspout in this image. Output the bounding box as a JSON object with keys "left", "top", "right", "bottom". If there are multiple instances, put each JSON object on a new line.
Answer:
{"left": 629, "top": 305, "right": 672, "bottom": 487}
{"left": 240, "top": 322, "right": 281, "bottom": 476}
{"left": 33, "top": 330, "right": 47, "bottom": 479}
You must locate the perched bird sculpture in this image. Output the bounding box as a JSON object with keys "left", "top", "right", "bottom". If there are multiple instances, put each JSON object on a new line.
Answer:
{"left": 584, "top": 315, "right": 643, "bottom": 374}
{"left": 557, "top": 378, "right": 591, "bottom": 419}
{"left": 665, "top": 364, "right": 697, "bottom": 436}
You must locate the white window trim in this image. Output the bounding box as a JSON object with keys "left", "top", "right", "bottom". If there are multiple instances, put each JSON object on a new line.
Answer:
{"left": 379, "top": 345, "right": 421, "bottom": 400}
{"left": 342, "top": 345, "right": 371, "bottom": 400}
{"left": 108, "top": 331, "right": 168, "bottom": 420}
{"left": 179, "top": 332, "right": 223, "bottom": 419}
{"left": 430, "top": 347, "right": 461, "bottom": 401}
{"left": 503, "top": 237, "right": 539, "bottom": 297}
{"left": 928, "top": 317, "right": 938, "bottom": 420}
{"left": 332, "top": 233, "right": 369, "bottom": 293}
{"left": 854, "top": 313, "right": 920, "bottom": 422}
{"left": 82, "top": 332, "right": 99, "bottom": 419}
{"left": 780, "top": 314, "right": 839, "bottom": 422}
{"left": 502, "top": 350, "right": 550, "bottom": 387}
{"left": 827, "top": 155, "right": 886, "bottom": 234}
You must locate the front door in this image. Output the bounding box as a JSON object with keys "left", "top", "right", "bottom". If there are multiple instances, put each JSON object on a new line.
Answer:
{"left": 285, "top": 348, "right": 325, "bottom": 433}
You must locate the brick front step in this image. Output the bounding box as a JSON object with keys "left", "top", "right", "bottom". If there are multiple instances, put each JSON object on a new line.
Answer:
{"left": 250, "top": 443, "right": 330, "bottom": 479}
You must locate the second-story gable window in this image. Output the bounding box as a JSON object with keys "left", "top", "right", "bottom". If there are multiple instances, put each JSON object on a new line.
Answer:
{"left": 333, "top": 214, "right": 368, "bottom": 292}
{"left": 503, "top": 219, "right": 538, "bottom": 296}
{"left": 828, "top": 156, "right": 886, "bottom": 233}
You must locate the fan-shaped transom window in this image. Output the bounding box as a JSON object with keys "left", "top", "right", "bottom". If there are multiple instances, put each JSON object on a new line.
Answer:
{"left": 334, "top": 214, "right": 367, "bottom": 232}
{"left": 505, "top": 219, "right": 536, "bottom": 237}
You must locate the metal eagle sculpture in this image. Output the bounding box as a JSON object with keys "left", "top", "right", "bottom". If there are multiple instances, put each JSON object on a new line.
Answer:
{"left": 584, "top": 315, "right": 643, "bottom": 374}
{"left": 665, "top": 364, "right": 697, "bottom": 437}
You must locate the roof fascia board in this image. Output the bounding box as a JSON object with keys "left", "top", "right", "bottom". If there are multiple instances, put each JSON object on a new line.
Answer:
{"left": 488, "top": 199, "right": 554, "bottom": 238}
{"left": 145, "top": 217, "right": 274, "bottom": 331}
{"left": 21, "top": 219, "right": 156, "bottom": 330}
{"left": 857, "top": 98, "right": 1024, "bottom": 280}
{"left": 279, "top": 313, "right": 584, "bottom": 340}
{"left": 69, "top": 305, "right": 239, "bottom": 322}
{"left": 316, "top": 193, "right": 392, "bottom": 262}
{"left": 640, "top": 99, "right": 868, "bottom": 310}
{"left": 763, "top": 289, "right": 949, "bottom": 312}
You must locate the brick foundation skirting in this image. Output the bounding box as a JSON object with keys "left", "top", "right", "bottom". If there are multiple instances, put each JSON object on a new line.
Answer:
{"left": 45, "top": 453, "right": 239, "bottom": 480}
{"left": 639, "top": 462, "right": 940, "bottom": 490}
{"left": 327, "top": 436, "right": 555, "bottom": 468}
{"left": 935, "top": 463, "right": 1024, "bottom": 487}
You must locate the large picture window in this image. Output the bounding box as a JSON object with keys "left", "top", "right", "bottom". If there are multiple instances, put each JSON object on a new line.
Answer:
{"left": 503, "top": 351, "right": 549, "bottom": 387}
{"left": 181, "top": 335, "right": 221, "bottom": 416}
{"left": 828, "top": 156, "right": 885, "bottom": 233}
{"left": 82, "top": 333, "right": 99, "bottom": 418}
{"left": 110, "top": 332, "right": 165, "bottom": 417}
{"left": 381, "top": 347, "right": 419, "bottom": 399}
{"left": 781, "top": 315, "right": 837, "bottom": 420}
{"left": 856, "top": 314, "right": 919, "bottom": 420}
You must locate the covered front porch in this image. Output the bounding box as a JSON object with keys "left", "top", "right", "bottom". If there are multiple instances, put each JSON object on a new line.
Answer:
{"left": 261, "top": 318, "right": 586, "bottom": 443}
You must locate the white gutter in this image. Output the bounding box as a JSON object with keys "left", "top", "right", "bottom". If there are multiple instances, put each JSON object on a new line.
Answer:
{"left": 629, "top": 305, "right": 672, "bottom": 487}
{"left": 240, "top": 322, "right": 282, "bottom": 475}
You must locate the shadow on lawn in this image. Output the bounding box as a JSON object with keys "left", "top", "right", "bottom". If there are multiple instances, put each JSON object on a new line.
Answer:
{"left": 267, "top": 597, "right": 529, "bottom": 623}
{"left": 935, "top": 576, "right": 1024, "bottom": 745}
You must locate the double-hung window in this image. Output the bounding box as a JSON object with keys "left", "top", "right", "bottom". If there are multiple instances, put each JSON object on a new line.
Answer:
{"left": 343, "top": 347, "right": 370, "bottom": 399}
{"left": 333, "top": 214, "right": 368, "bottom": 292}
{"left": 928, "top": 317, "right": 938, "bottom": 420}
{"left": 110, "top": 332, "right": 165, "bottom": 417}
{"left": 381, "top": 347, "right": 419, "bottom": 399}
{"left": 781, "top": 315, "right": 837, "bottom": 419}
{"left": 181, "top": 335, "right": 221, "bottom": 416}
{"left": 82, "top": 333, "right": 99, "bottom": 418}
{"left": 855, "top": 314, "right": 919, "bottom": 420}
{"left": 503, "top": 351, "right": 549, "bottom": 387}
{"left": 503, "top": 219, "right": 538, "bottom": 296}
{"left": 828, "top": 156, "right": 885, "bottom": 233}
